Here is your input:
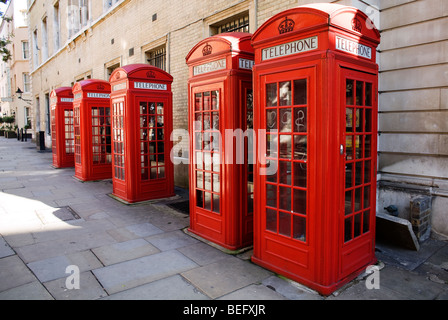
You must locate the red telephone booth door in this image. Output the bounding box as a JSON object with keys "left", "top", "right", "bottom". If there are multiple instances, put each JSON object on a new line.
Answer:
{"left": 256, "top": 67, "right": 316, "bottom": 280}
{"left": 340, "top": 68, "right": 378, "bottom": 279}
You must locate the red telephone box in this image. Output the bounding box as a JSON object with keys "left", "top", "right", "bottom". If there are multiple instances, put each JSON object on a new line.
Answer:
{"left": 186, "top": 32, "right": 254, "bottom": 250}
{"left": 251, "top": 3, "right": 380, "bottom": 295}
{"left": 73, "top": 79, "right": 112, "bottom": 181}
{"left": 109, "top": 64, "right": 174, "bottom": 203}
{"left": 50, "top": 87, "right": 74, "bottom": 168}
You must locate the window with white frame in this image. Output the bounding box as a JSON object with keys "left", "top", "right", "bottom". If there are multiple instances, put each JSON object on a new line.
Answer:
{"left": 22, "top": 41, "right": 29, "bottom": 59}
{"left": 67, "top": 0, "right": 90, "bottom": 40}
{"left": 23, "top": 73, "right": 31, "bottom": 92}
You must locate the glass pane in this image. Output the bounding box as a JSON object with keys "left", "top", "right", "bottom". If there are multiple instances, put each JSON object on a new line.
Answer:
{"left": 204, "top": 172, "right": 211, "bottom": 191}
{"left": 204, "top": 192, "right": 212, "bottom": 210}
{"left": 355, "top": 109, "right": 363, "bottom": 132}
{"left": 211, "top": 91, "right": 219, "bottom": 110}
{"left": 364, "top": 186, "right": 370, "bottom": 209}
{"left": 203, "top": 92, "right": 211, "bottom": 110}
{"left": 355, "top": 161, "right": 363, "bottom": 186}
{"left": 212, "top": 112, "right": 219, "bottom": 130}
{"left": 279, "top": 186, "right": 291, "bottom": 211}
{"left": 213, "top": 173, "right": 220, "bottom": 192}
{"left": 149, "top": 103, "right": 156, "bottom": 114}
{"left": 196, "top": 171, "right": 203, "bottom": 188}
{"left": 157, "top": 102, "right": 164, "bottom": 115}
{"left": 346, "top": 108, "right": 353, "bottom": 133}
{"left": 365, "top": 109, "right": 372, "bottom": 132}
{"left": 293, "top": 189, "right": 306, "bottom": 215}
{"left": 279, "top": 212, "right": 291, "bottom": 236}
{"left": 279, "top": 161, "right": 291, "bottom": 185}
{"left": 203, "top": 113, "right": 210, "bottom": 130}
{"left": 293, "top": 79, "right": 307, "bottom": 105}
{"left": 345, "top": 163, "right": 353, "bottom": 188}
{"left": 364, "top": 160, "right": 371, "bottom": 184}
{"left": 279, "top": 81, "right": 291, "bottom": 106}
{"left": 293, "top": 107, "right": 307, "bottom": 133}
{"left": 195, "top": 93, "right": 202, "bottom": 111}
{"left": 279, "top": 135, "right": 291, "bottom": 159}
{"left": 294, "top": 135, "right": 307, "bottom": 161}
{"left": 213, "top": 194, "right": 220, "bottom": 213}
{"left": 365, "top": 135, "right": 372, "bottom": 158}
{"left": 293, "top": 162, "right": 306, "bottom": 188}
{"left": 365, "top": 83, "right": 372, "bottom": 106}
{"left": 196, "top": 190, "right": 203, "bottom": 208}
{"left": 266, "top": 134, "right": 277, "bottom": 158}
{"left": 266, "top": 83, "right": 277, "bottom": 107}
{"left": 158, "top": 166, "right": 165, "bottom": 179}
{"left": 279, "top": 108, "right": 292, "bottom": 132}
{"left": 266, "top": 184, "right": 277, "bottom": 208}
{"left": 363, "top": 211, "right": 370, "bottom": 233}
{"left": 354, "top": 213, "right": 362, "bottom": 238}
{"left": 346, "top": 136, "right": 353, "bottom": 160}
{"left": 266, "top": 159, "right": 277, "bottom": 183}
{"left": 266, "top": 109, "right": 277, "bottom": 129}
{"left": 195, "top": 152, "right": 203, "bottom": 169}
{"left": 344, "top": 217, "right": 353, "bottom": 242}
{"left": 345, "top": 190, "right": 353, "bottom": 215}
{"left": 356, "top": 81, "right": 364, "bottom": 106}
{"left": 140, "top": 102, "right": 148, "bottom": 114}
{"left": 355, "top": 187, "right": 362, "bottom": 212}
{"left": 266, "top": 209, "right": 277, "bottom": 232}
{"left": 346, "top": 79, "right": 354, "bottom": 105}
{"left": 293, "top": 215, "right": 306, "bottom": 242}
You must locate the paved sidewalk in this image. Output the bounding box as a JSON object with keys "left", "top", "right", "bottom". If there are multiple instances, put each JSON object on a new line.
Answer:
{"left": 0, "top": 138, "right": 447, "bottom": 301}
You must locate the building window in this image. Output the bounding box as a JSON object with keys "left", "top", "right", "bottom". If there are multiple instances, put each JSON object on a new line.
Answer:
{"left": 32, "top": 29, "right": 38, "bottom": 68}
{"left": 22, "top": 41, "right": 29, "bottom": 59}
{"left": 146, "top": 46, "right": 166, "bottom": 71}
{"left": 103, "top": 0, "right": 121, "bottom": 12}
{"left": 106, "top": 62, "right": 120, "bottom": 79}
{"left": 23, "top": 73, "right": 31, "bottom": 92}
{"left": 211, "top": 13, "right": 249, "bottom": 35}
{"left": 68, "top": 0, "right": 90, "bottom": 39}
{"left": 53, "top": 2, "right": 61, "bottom": 51}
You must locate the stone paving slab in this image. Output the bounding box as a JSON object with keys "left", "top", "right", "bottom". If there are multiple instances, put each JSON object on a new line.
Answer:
{"left": 91, "top": 238, "right": 160, "bottom": 266}
{"left": 177, "top": 242, "right": 230, "bottom": 266}
{"left": 0, "top": 255, "right": 37, "bottom": 292}
{"left": 92, "top": 250, "right": 199, "bottom": 294}
{"left": 27, "top": 250, "right": 103, "bottom": 283}
{"left": 218, "top": 283, "right": 287, "bottom": 300}
{"left": 145, "top": 230, "right": 199, "bottom": 251}
{"left": 0, "top": 281, "right": 54, "bottom": 300}
{"left": 43, "top": 271, "right": 108, "bottom": 300}
{"left": 103, "top": 275, "right": 209, "bottom": 300}
{"left": 0, "top": 236, "right": 14, "bottom": 258}
{"left": 181, "top": 256, "right": 273, "bottom": 299}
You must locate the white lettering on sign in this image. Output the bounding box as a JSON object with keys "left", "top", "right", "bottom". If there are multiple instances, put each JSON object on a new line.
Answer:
{"left": 193, "top": 59, "right": 226, "bottom": 75}
{"left": 262, "top": 36, "right": 318, "bottom": 61}
{"left": 60, "top": 98, "right": 74, "bottom": 102}
{"left": 87, "top": 92, "right": 110, "bottom": 99}
{"left": 335, "top": 36, "right": 372, "bottom": 59}
{"left": 239, "top": 58, "right": 254, "bottom": 70}
{"left": 134, "top": 82, "right": 167, "bottom": 90}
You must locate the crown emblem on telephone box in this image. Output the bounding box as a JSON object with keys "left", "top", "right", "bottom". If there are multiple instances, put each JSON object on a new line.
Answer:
{"left": 202, "top": 44, "right": 213, "bottom": 56}
{"left": 278, "top": 16, "right": 295, "bottom": 34}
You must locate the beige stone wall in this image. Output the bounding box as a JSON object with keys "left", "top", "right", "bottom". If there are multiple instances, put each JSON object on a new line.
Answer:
{"left": 378, "top": 0, "right": 448, "bottom": 238}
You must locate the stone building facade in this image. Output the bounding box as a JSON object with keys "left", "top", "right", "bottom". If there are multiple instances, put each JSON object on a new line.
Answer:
{"left": 26, "top": 0, "right": 448, "bottom": 239}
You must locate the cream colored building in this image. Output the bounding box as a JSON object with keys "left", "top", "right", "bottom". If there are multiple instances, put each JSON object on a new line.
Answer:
{"left": 0, "top": 0, "right": 31, "bottom": 132}
{"left": 27, "top": 0, "right": 448, "bottom": 239}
